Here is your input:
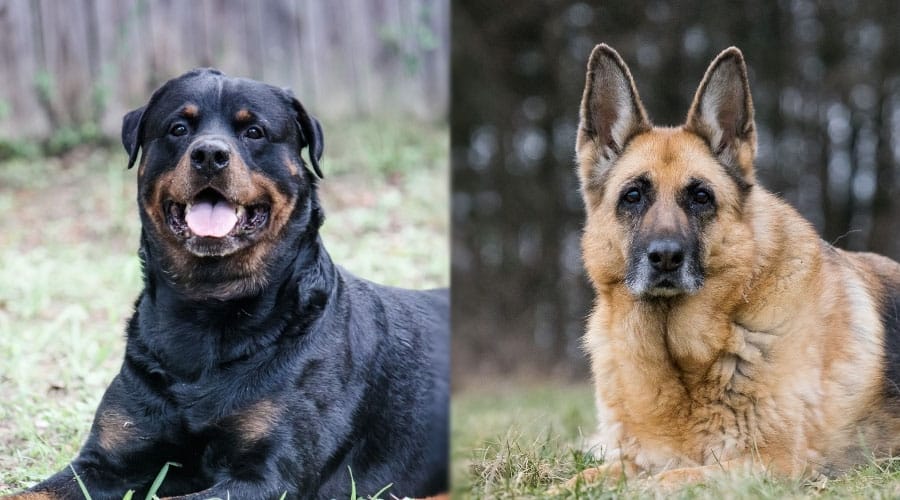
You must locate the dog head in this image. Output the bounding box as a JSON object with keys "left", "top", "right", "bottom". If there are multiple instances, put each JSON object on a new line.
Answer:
{"left": 577, "top": 45, "right": 756, "bottom": 299}
{"left": 121, "top": 68, "right": 325, "bottom": 299}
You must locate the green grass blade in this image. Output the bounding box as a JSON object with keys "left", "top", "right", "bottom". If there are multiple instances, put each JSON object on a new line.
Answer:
{"left": 369, "top": 483, "right": 393, "bottom": 499}
{"left": 69, "top": 464, "right": 93, "bottom": 500}
{"left": 348, "top": 466, "right": 357, "bottom": 500}
{"left": 122, "top": 490, "right": 134, "bottom": 500}
{"left": 146, "top": 461, "right": 181, "bottom": 500}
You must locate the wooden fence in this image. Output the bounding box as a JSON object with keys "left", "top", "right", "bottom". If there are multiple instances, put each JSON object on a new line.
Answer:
{"left": 0, "top": 0, "right": 449, "bottom": 139}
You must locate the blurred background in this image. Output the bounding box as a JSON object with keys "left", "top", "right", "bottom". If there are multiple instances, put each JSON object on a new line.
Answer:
{"left": 0, "top": 0, "right": 448, "bottom": 489}
{"left": 0, "top": 0, "right": 447, "bottom": 146}
{"left": 452, "top": 0, "right": 900, "bottom": 386}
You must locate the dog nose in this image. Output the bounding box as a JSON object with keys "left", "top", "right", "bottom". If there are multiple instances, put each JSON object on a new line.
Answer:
{"left": 190, "top": 139, "right": 231, "bottom": 175}
{"left": 647, "top": 239, "right": 685, "bottom": 272}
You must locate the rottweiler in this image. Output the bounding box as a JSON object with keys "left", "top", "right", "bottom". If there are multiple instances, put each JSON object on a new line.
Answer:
{"left": 8, "top": 69, "right": 448, "bottom": 500}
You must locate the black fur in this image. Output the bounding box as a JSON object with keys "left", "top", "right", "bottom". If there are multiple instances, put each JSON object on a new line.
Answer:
{"left": 880, "top": 279, "right": 900, "bottom": 405}
{"left": 20, "top": 69, "right": 448, "bottom": 500}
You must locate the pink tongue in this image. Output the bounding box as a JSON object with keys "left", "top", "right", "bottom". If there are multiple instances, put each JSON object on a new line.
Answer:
{"left": 185, "top": 200, "right": 238, "bottom": 238}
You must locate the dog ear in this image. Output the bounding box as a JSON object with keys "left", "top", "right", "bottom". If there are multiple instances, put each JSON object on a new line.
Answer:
{"left": 285, "top": 89, "right": 324, "bottom": 179}
{"left": 685, "top": 47, "right": 756, "bottom": 186}
{"left": 577, "top": 44, "right": 651, "bottom": 187}
{"left": 122, "top": 106, "right": 145, "bottom": 169}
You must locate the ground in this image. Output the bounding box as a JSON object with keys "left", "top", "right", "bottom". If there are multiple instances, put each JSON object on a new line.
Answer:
{"left": 452, "top": 383, "right": 900, "bottom": 499}
{"left": 0, "top": 119, "right": 448, "bottom": 495}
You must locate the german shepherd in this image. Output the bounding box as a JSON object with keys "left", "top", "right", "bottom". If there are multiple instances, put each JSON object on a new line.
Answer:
{"left": 566, "top": 44, "right": 900, "bottom": 490}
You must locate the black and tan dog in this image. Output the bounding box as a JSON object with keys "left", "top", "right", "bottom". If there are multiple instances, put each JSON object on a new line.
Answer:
{"left": 8, "top": 69, "right": 448, "bottom": 499}
{"left": 565, "top": 45, "right": 900, "bottom": 490}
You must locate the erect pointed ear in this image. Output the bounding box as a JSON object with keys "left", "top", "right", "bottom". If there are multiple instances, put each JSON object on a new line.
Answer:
{"left": 285, "top": 89, "right": 324, "bottom": 179}
{"left": 122, "top": 106, "right": 146, "bottom": 169}
{"left": 685, "top": 47, "right": 756, "bottom": 187}
{"left": 577, "top": 44, "right": 651, "bottom": 190}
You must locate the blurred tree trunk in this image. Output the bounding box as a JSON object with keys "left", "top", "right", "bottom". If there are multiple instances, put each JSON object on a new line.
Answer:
{"left": 868, "top": 1, "right": 900, "bottom": 256}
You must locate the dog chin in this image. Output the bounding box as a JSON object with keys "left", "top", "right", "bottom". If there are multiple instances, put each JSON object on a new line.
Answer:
{"left": 644, "top": 286, "right": 687, "bottom": 298}
{"left": 627, "top": 278, "right": 702, "bottom": 299}
{"left": 184, "top": 235, "right": 247, "bottom": 258}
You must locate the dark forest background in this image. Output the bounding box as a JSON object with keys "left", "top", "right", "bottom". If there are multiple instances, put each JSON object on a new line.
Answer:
{"left": 451, "top": 0, "right": 900, "bottom": 386}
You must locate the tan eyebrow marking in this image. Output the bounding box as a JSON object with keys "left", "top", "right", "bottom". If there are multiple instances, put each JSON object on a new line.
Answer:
{"left": 182, "top": 103, "right": 199, "bottom": 118}
{"left": 235, "top": 108, "right": 253, "bottom": 122}
{"left": 283, "top": 152, "right": 300, "bottom": 176}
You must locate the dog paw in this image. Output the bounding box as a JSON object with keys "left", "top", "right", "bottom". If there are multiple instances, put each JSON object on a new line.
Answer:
{"left": 548, "top": 462, "right": 627, "bottom": 495}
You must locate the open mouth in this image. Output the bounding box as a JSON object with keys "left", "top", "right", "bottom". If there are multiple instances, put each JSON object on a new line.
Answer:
{"left": 164, "top": 188, "right": 270, "bottom": 239}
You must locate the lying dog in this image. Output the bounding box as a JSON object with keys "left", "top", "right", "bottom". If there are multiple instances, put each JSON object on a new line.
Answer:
{"left": 8, "top": 69, "right": 448, "bottom": 499}
{"left": 566, "top": 44, "right": 900, "bottom": 490}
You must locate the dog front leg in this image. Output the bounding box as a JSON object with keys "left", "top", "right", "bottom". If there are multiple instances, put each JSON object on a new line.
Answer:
{"left": 551, "top": 458, "right": 637, "bottom": 494}
{"left": 10, "top": 462, "right": 139, "bottom": 500}
{"left": 2, "top": 467, "right": 83, "bottom": 500}
{"left": 650, "top": 459, "right": 758, "bottom": 490}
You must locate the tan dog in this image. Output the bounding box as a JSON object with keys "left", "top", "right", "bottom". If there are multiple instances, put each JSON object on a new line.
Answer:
{"left": 567, "top": 44, "right": 900, "bottom": 490}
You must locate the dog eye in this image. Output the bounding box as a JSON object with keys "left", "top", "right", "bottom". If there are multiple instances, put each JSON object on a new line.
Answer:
{"left": 169, "top": 124, "right": 188, "bottom": 137}
{"left": 623, "top": 189, "right": 641, "bottom": 204}
{"left": 245, "top": 126, "right": 264, "bottom": 139}
{"left": 693, "top": 189, "right": 711, "bottom": 205}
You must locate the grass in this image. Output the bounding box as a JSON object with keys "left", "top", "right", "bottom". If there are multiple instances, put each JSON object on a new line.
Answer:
{"left": 453, "top": 384, "right": 900, "bottom": 499}
{"left": 0, "top": 118, "right": 447, "bottom": 495}
{"left": 452, "top": 384, "right": 598, "bottom": 499}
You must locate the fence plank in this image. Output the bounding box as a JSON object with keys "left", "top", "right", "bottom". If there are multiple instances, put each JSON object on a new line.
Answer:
{"left": 0, "top": 0, "right": 448, "bottom": 140}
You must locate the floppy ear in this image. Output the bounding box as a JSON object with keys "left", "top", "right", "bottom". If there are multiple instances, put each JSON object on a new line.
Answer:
{"left": 577, "top": 44, "right": 651, "bottom": 189}
{"left": 685, "top": 47, "right": 756, "bottom": 186}
{"left": 122, "top": 106, "right": 145, "bottom": 169}
{"left": 286, "top": 91, "right": 324, "bottom": 179}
